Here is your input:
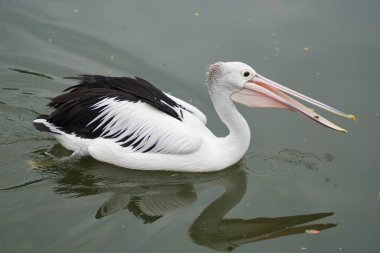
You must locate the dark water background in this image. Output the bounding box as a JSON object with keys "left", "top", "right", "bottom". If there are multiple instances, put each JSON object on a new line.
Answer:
{"left": 1, "top": 0, "right": 379, "bottom": 252}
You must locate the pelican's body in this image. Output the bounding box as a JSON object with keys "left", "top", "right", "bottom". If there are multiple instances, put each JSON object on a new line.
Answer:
{"left": 34, "top": 62, "right": 354, "bottom": 172}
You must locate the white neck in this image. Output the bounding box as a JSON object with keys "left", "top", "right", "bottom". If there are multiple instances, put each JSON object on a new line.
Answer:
{"left": 210, "top": 90, "right": 251, "bottom": 166}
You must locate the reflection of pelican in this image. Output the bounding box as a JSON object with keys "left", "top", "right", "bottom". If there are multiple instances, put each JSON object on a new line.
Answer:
{"left": 24, "top": 146, "right": 337, "bottom": 251}
{"left": 190, "top": 170, "right": 335, "bottom": 251}
{"left": 33, "top": 62, "right": 354, "bottom": 171}
{"left": 91, "top": 166, "right": 336, "bottom": 251}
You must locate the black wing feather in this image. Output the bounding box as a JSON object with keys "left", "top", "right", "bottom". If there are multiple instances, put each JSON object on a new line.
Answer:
{"left": 39, "top": 75, "right": 182, "bottom": 140}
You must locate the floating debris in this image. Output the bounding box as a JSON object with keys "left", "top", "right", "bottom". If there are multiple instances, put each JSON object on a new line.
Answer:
{"left": 1, "top": 178, "right": 47, "bottom": 191}
{"left": 2, "top": 87, "right": 19, "bottom": 90}
{"left": 193, "top": 11, "right": 200, "bottom": 17}
{"left": 323, "top": 153, "right": 335, "bottom": 162}
{"left": 301, "top": 246, "right": 307, "bottom": 250}
{"left": 73, "top": 8, "right": 79, "bottom": 14}
{"left": 9, "top": 68, "right": 53, "bottom": 80}
{"left": 305, "top": 229, "right": 320, "bottom": 234}
{"left": 304, "top": 47, "right": 310, "bottom": 52}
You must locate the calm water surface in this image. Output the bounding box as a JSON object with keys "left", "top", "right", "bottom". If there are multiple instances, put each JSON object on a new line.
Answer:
{"left": 1, "top": 0, "right": 379, "bottom": 252}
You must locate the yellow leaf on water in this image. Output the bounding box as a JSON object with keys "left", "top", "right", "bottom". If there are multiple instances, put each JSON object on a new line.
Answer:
{"left": 194, "top": 11, "right": 200, "bottom": 17}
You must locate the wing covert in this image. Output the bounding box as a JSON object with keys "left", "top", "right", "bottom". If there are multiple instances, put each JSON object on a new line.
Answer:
{"left": 164, "top": 93, "right": 207, "bottom": 125}
{"left": 91, "top": 98, "right": 202, "bottom": 154}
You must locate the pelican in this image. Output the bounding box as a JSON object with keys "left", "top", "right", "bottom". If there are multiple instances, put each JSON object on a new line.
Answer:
{"left": 33, "top": 62, "right": 354, "bottom": 172}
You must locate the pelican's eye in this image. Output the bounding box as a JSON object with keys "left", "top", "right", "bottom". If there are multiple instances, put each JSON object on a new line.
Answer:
{"left": 240, "top": 70, "right": 253, "bottom": 79}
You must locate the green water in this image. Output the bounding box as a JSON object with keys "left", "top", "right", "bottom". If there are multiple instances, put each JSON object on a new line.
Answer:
{"left": 1, "top": 0, "right": 379, "bottom": 252}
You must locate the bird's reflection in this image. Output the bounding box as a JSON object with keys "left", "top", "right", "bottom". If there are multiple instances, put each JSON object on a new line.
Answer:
{"left": 24, "top": 145, "right": 336, "bottom": 251}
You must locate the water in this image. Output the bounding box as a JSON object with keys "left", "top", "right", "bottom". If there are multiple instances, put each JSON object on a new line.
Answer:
{"left": 1, "top": 0, "right": 379, "bottom": 252}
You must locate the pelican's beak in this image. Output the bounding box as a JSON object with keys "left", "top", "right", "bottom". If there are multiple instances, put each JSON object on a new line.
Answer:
{"left": 231, "top": 73, "right": 355, "bottom": 132}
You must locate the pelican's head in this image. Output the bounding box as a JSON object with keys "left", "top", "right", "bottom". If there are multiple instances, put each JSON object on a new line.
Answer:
{"left": 206, "top": 61, "right": 355, "bottom": 132}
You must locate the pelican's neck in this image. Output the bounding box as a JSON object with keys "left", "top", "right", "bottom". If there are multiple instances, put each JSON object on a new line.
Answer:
{"left": 210, "top": 91, "right": 251, "bottom": 164}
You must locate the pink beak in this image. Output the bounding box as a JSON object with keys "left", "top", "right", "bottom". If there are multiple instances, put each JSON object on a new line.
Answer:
{"left": 231, "top": 74, "right": 355, "bottom": 132}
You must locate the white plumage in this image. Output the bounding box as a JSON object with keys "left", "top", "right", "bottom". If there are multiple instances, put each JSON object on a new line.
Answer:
{"left": 88, "top": 97, "right": 203, "bottom": 154}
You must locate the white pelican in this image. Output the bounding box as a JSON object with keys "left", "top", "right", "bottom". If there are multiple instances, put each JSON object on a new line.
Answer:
{"left": 33, "top": 62, "right": 354, "bottom": 172}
